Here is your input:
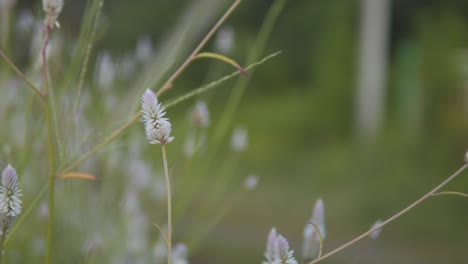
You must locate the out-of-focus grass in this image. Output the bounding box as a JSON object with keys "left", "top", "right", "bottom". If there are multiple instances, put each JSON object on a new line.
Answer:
{"left": 1, "top": 0, "right": 468, "bottom": 263}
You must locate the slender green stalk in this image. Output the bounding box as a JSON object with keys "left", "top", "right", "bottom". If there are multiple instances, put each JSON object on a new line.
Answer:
{"left": 161, "top": 145, "right": 172, "bottom": 264}
{"left": 0, "top": 49, "right": 43, "bottom": 99}
{"left": 157, "top": 0, "right": 242, "bottom": 96}
{"left": 45, "top": 102, "right": 56, "bottom": 264}
{"left": 431, "top": 191, "right": 468, "bottom": 198}
{"left": 63, "top": 0, "right": 103, "bottom": 156}
{"left": 308, "top": 163, "right": 468, "bottom": 264}
{"left": 42, "top": 23, "right": 57, "bottom": 264}
{"left": 307, "top": 221, "right": 324, "bottom": 260}
{"left": 0, "top": 230, "right": 6, "bottom": 264}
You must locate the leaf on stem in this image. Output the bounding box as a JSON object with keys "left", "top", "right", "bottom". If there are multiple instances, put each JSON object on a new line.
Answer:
{"left": 59, "top": 172, "right": 96, "bottom": 180}
{"left": 192, "top": 52, "right": 248, "bottom": 77}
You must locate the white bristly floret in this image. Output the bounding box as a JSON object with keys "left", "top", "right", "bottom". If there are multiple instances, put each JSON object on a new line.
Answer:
{"left": 141, "top": 89, "right": 174, "bottom": 145}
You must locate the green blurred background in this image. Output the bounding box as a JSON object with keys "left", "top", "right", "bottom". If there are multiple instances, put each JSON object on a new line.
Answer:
{"left": 2, "top": 0, "right": 468, "bottom": 263}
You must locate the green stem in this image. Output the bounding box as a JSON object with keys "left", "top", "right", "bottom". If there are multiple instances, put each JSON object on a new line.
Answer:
{"left": 0, "top": 49, "right": 43, "bottom": 99}
{"left": 0, "top": 232, "right": 5, "bottom": 264}
{"left": 42, "top": 24, "right": 56, "bottom": 264}
{"left": 157, "top": 0, "right": 242, "bottom": 96}
{"left": 162, "top": 145, "right": 172, "bottom": 264}
{"left": 308, "top": 163, "right": 468, "bottom": 264}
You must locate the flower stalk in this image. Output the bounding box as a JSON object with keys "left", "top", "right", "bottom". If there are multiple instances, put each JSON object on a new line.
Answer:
{"left": 308, "top": 163, "right": 468, "bottom": 264}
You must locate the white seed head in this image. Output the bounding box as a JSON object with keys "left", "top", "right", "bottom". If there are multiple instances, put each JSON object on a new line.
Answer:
{"left": 369, "top": 220, "right": 383, "bottom": 240}
{"left": 231, "top": 126, "right": 248, "bottom": 152}
{"left": 275, "top": 235, "right": 298, "bottom": 264}
{"left": 42, "top": 0, "right": 64, "bottom": 28}
{"left": 141, "top": 89, "right": 174, "bottom": 145}
{"left": 0, "top": 165, "right": 22, "bottom": 233}
{"left": 263, "top": 228, "right": 298, "bottom": 264}
{"left": 191, "top": 101, "right": 210, "bottom": 128}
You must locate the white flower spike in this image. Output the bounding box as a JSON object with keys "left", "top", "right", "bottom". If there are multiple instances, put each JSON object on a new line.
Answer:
{"left": 141, "top": 89, "right": 174, "bottom": 145}
{"left": 263, "top": 228, "right": 298, "bottom": 264}
{"left": 0, "top": 164, "right": 22, "bottom": 235}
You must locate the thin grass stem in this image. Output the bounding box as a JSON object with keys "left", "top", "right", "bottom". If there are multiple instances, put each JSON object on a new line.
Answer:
{"left": 157, "top": 0, "right": 242, "bottom": 96}
{"left": 308, "top": 163, "right": 468, "bottom": 264}
{"left": 161, "top": 145, "right": 172, "bottom": 264}
{"left": 0, "top": 49, "right": 43, "bottom": 99}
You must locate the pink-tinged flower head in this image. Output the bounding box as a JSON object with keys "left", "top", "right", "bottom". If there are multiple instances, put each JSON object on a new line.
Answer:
{"left": 141, "top": 89, "right": 174, "bottom": 145}
{"left": 0, "top": 164, "right": 22, "bottom": 235}
{"left": 263, "top": 228, "right": 298, "bottom": 264}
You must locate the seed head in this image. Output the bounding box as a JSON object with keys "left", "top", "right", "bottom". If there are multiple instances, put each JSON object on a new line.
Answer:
{"left": 263, "top": 228, "right": 298, "bottom": 264}
{"left": 141, "top": 89, "right": 174, "bottom": 145}
{"left": 42, "top": 0, "right": 64, "bottom": 28}
{"left": 0, "top": 164, "right": 22, "bottom": 234}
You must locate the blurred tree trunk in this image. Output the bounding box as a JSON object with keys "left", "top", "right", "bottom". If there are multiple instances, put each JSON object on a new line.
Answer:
{"left": 355, "top": 0, "right": 391, "bottom": 141}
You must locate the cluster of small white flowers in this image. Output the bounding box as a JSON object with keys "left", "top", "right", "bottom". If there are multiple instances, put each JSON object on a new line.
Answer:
{"left": 302, "top": 198, "right": 326, "bottom": 260}
{"left": 141, "top": 89, "right": 174, "bottom": 145}
{"left": 263, "top": 228, "right": 298, "bottom": 264}
{"left": 42, "top": 0, "right": 63, "bottom": 28}
{"left": 0, "top": 164, "right": 22, "bottom": 235}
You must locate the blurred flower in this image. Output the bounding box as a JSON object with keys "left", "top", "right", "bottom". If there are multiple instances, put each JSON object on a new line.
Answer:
{"left": 141, "top": 89, "right": 174, "bottom": 145}
{"left": 302, "top": 198, "right": 326, "bottom": 260}
{"left": 95, "top": 52, "right": 116, "bottom": 91}
{"left": 465, "top": 149, "right": 468, "bottom": 163}
{"left": 244, "top": 174, "right": 259, "bottom": 190}
{"left": 191, "top": 101, "right": 210, "bottom": 128}
{"left": 369, "top": 220, "right": 383, "bottom": 240}
{"left": 231, "top": 126, "right": 248, "bottom": 152}
{"left": 263, "top": 228, "right": 298, "bottom": 264}
{"left": 172, "top": 243, "right": 189, "bottom": 264}
{"left": 214, "top": 26, "right": 235, "bottom": 54}
{"left": 16, "top": 9, "right": 35, "bottom": 35}
{"left": 0, "top": 164, "right": 22, "bottom": 235}
{"left": 135, "top": 35, "right": 153, "bottom": 64}
{"left": 42, "top": 0, "right": 63, "bottom": 28}
{"left": 154, "top": 241, "right": 189, "bottom": 264}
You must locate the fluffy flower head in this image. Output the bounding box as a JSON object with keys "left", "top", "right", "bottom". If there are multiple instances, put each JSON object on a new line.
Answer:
{"left": 263, "top": 228, "right": 298, "bottom": 264}
{"left": 42, "top": 0, "right": 63, "bottom": 28}
{"left": 141, "top": 89, "right": 174, "bottom": 144}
